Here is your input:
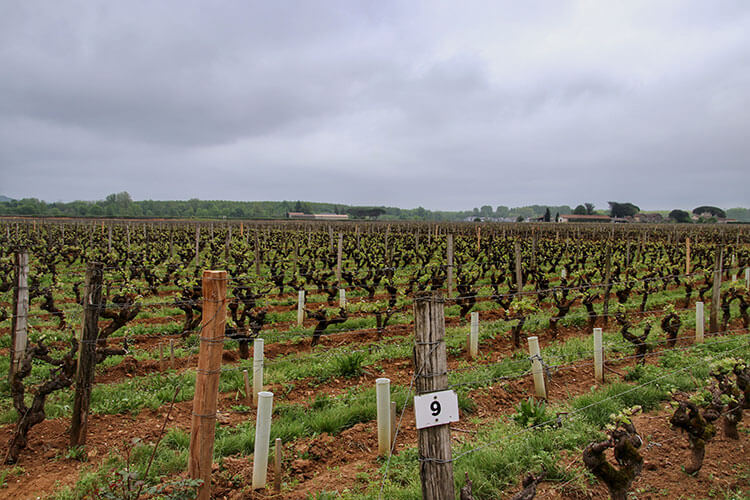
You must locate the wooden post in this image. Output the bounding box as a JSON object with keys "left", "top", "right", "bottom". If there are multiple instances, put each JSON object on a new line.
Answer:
{"left": 709, "top": 245, "right": 723, "bottom": 333}
{"left": 514, "top": 240, "right": 523, "bottom": 292}
{"left": 194, "top": 225, "right": 200, "bottom": 268}
{"left": 336, "top": 232, "right": 343, "bottom": 285}
{"left": 225, "top": 225, "right": 231, "bottom": 260}
{"left": 243, "top": 369, "right": 251, "bottom": 405}
{"left": 70, "top": 261, "right": 103, "bottom": 447}
{"left": 273, "top": 438, "right": 282, "bottom": 492}
{"left": 413, "top": 292, "right": 455, "bottom": 500}
{"left": 390, "top": 400, "right": 397, "bottom": 448}
{"left": 602, "top": 244, "right": 612, "bottom": 326}
{"left": 685, "top": 237, "right": 691, "bottom": 275}
{"left": 593, "top": 328, "right": 604, "bottom": 383}
{"left": 446, "top": 234, "right": 454, "bottom": 297}
{"left": 107, "top": 226, "right": 112, "bottom": 253}
{"left": 745, "top": 268, "right": 749, "bottom": 289}
{"left": 385, "top": 225, "right": 390, "bottom": 266}
{"left": 169, "top": 339, "right": 175, "bottom": 370}
{"left": 695, "top": 302, "right": 704, "bottom": 343}
{"left": 339, "top": 288, "right": 346, "bottom": 308}
{"left": 527, "top": 336, "right": 547, "bottom": 399}
{"left": 188, "top": 270, "right": 227, "bottom": 500}
{"left": 9, "top": 251, "right": 29, "bottom": 383}
{"left": 254, "top": 231, "right": 261, "bottom": 277}
{"left": 625, "top": 239, "right": 631, "bottom": 269}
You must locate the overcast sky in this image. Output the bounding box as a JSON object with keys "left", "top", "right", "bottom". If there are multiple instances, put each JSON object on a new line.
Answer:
{"left": 1, "top": 1, "right": 748, "bottom": 211}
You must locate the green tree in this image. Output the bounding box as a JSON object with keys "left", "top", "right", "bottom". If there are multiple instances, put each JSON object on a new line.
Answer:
{"left": 668, "top": 209, "right": 691, "bottom": 223}
{"left": 585, "top": 202, "right": 595, "bottom": 215}
{"left": 692, "top": 206, "right": 726, "bottom": 218}
{"left": 573, "top": 205, "right": 587, "bottom": 215}
{"left": 543, "top": 207, "right": 551, "bottom": 222}
{"left": 348, "top": 207, "right": 386, "bottom": 219}
{"left": 609, "top": 201, "right": 640, "bottom": 218}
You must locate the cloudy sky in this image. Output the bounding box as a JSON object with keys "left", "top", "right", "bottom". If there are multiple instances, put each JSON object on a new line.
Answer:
{"left": 1, "top": 1, "right": 748, "bottom": 211}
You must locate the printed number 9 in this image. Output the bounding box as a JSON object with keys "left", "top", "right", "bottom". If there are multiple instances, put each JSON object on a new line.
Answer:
{"left": 430, "top": 401, "right": 441, "bottom": 416}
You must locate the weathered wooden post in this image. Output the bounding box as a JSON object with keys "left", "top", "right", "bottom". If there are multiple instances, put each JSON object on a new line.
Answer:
{"left": 709, "top": 245, "right": 723, "bottom": 333}
{"left": 243, "top": 369, "right": 252, "bottom": 405}
{"left": 602, "top": 244, "right": 612, "bottom": 326}
{"left": 169, "top": 339, "right": 175, "bottom": 370}
{"left": 390, "top": 400, "right": 398, "bottom": 448}
{"left": 514, "top": 240, "right": 523, "bottom": 292}
{"left": 254, "top": 231, "right": 261, "bottom": 277}
{"left": 593, "top": 328, "right": 604, "bottom": 383}
{"left": 527, "top": 336, "right": 547, "bottom": 399}
{"left": 225, "top": 225, "right": 231, "bottom": 260}
{"left": 336, "top": 232, "right": 343, "bottom": 285}
{"left": 194, "top": 225, "right": 200, "bottom": 268}
{"left": 413, "top": 292, "right": 455, "bottom": 500}
{"left": 9, "top": 251, "right": 29, "bottom": 383}
{"left": 273, "top": 438, "right": 282, "bottom": 492}
{"left": 70, "top": 261, "right": 103, "bottom": 447}
{"left": 685, "top": 237, "right": 691, "bottom": 275}
{"left": 446, "top": 234, "right": 454, "bottom": 296}
{"left": 188, "top": 270, "right": 227, "bottom": 500}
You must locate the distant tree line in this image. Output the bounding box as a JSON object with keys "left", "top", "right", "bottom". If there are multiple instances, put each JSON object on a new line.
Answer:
{"left": 0, "top": 193, "right": 747, "bottom": 222}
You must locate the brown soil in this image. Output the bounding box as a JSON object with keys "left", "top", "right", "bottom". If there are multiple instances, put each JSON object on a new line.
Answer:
{"left": 1, "top": 283, "right": 748, "bottom": 499}
{"left": 2, "top": 338, "right": 747, "bottom": 500}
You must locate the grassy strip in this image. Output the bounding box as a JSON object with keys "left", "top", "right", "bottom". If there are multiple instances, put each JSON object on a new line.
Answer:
{"left": 359, "top": 334, "right": 750, "bottom": 499}
{"left": 49, "top": 332, "right": 749, "bottom": 499}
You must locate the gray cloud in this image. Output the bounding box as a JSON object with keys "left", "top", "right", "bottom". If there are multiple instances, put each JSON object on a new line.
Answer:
{"left": 1, "top": 0, "right": 749, "bottom": 210}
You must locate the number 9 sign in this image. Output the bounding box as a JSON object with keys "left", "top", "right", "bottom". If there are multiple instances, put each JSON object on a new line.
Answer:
{"left": 414, "top": 390, "right": 459, "bottom": 429}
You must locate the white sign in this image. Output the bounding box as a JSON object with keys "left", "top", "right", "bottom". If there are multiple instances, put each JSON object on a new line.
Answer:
{"left": 414, "top": 390, "right": 459, "bottom": 429}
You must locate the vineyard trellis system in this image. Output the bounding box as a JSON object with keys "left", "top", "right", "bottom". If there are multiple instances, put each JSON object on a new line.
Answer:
{"left": 0, "top": 218, "right": 749, "bottom": 499}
